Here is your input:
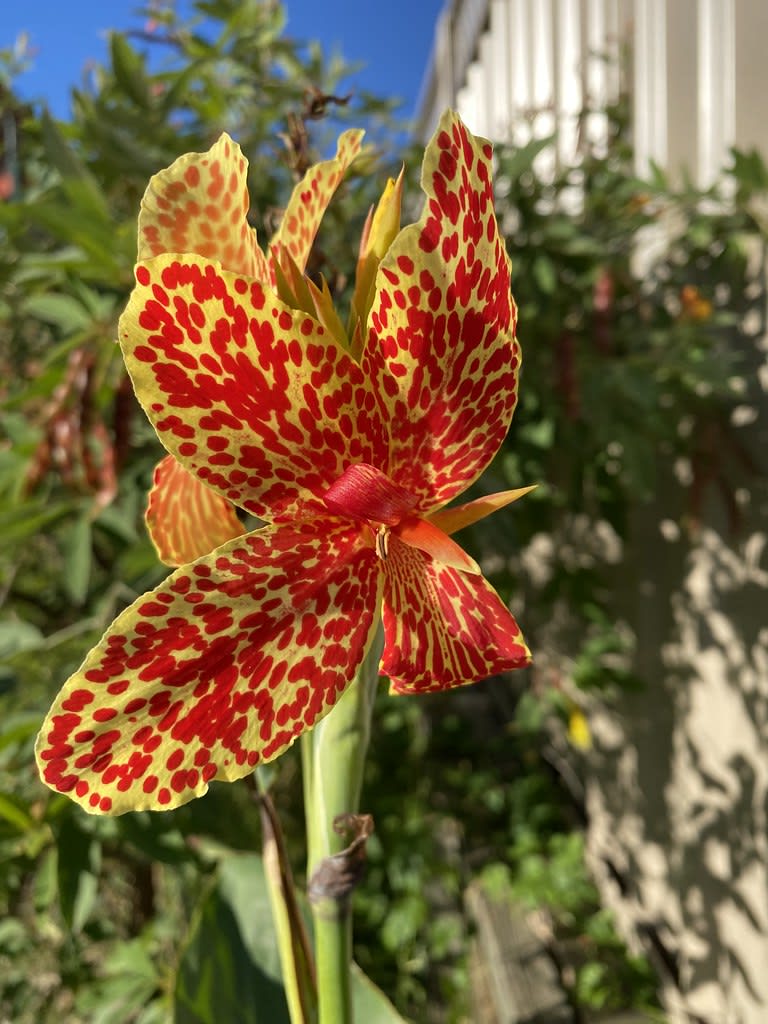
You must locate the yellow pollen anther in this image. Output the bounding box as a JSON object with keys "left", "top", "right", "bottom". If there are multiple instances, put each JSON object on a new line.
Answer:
{"left": 375, "top": 525, "right": 390, "bottom": 561}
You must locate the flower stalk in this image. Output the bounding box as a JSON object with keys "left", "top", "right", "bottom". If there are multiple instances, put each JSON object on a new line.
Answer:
{"left": 303, "top": 623, "right": 383, "bottom": 1024}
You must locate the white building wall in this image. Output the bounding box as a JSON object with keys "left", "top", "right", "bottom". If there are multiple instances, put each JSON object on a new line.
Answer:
{"left": 415, "top": 0, "right": 762, "bottom": 186}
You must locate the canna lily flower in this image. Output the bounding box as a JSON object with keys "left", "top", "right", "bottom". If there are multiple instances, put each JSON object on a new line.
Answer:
{"left": 36, "top": 111, "right": 532, "bottom": 815}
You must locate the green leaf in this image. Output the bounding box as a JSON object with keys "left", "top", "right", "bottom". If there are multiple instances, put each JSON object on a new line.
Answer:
{"left": 33, "top": 848, "right": 58, "bottom": 912}
{"left": 351, "top": 963, "right": 410, "bottom": 1023}
{"left": 0, "top": 620, "right": 44, "bottom": 659}
{"left": 498, "top": 134, "right": 554, "bottom": 180}
{"left": 40, "top": 111, "right": 99, "bottom": 188}
{"left": 28, "top": 197, "right": 120, "bottom": 275}
{"left": 532, "top": 255, "right": 557, "bottom": 294}
{"left": 117, "top": 813, "right": 190, "bottom": 865}
{"left": 0, "top": 918, "right": 28, "bottom": 954}
{"left": 0, "top": 501, "right": 73, "bottom": 545}
{"left": 55, "top": 814, "right": 101, "bottom": 933}
{"left": 110, "top": 33, "right": 152, "bottom": 110}
{"left": 64, "top": 513, "right": 93, "bottom": 605}
{"left": 0, "top": 792, "right": 35, "bottom": 833}
{"left": 174, "top": 854, "right": 289, "bottom": 1024}
{"left": 95, "top": 503, "right": 139, "bottom": 544}
{"left": 174, "top": 853, "right": 409, "bottom": 1024}
{"left": 76, "top": 936, "right": 163, "bottom": 1024}
{"left": 20, "top": 292, "right": 93, "bottom": 334}
{"left": 0, "top": 713, "right": 42, "bottom": 754}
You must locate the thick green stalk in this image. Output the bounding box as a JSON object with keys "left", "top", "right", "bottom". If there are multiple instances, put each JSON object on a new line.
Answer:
{"left": 303, "top": 621, "right": 384, "bottom": 1024}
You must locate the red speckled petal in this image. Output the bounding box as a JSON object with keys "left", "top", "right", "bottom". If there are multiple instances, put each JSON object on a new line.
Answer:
{"left": 270, "top": 129, "right": 365, "bottom": 275}
{"left": 362, "top": 111, "right": 520, "bottom": 513}
{"left": 146, "top": 455, "right": 245, "bottom": 567}
{"left": 35, "top": 517, "right": 383, "bottom": 814}
{"left": 380, "top": 537, "right": 530, "bottom": 694}
{"left": 119, "top": 254, "right": 383, "bottom": 521}
{"left": 138, "top": 133, "right": 270, "bottom": 281}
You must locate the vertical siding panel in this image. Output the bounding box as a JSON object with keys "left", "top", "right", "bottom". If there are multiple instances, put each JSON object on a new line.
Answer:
{"left": 585, "top": 0, "right": 609, "bottom": 151}
{"left": 698, "top": 0, "right": 736, "bottom": 186}
{"left": 489, "top": 0, "right": 513, "bottom": 139}
{"left": 604, "top": 0, "right": 622, "bottom": 100}
{"left": 478, "top": 27, "right": 496, "bottom": 137}
{"left": 555, "top": 0, "right": 583, "bottom": 165}
{"left": 509, "top": 0, "right": 533, "bottom": 145}
{"left": 665, "top": 0, "right": 698, "bottom": 182}
{"left": 734, "top": 0, "right": 768, "bottom": 153}
{"left": 532, "top": 0, "right": 556, "bottom": 128}
{"left": 434, "top": 7, "right": 457, "bottom": 115}
{"left": 634, "top": 0, "right": 668, "bottom": 175}
{"left": 458, "top": 60, "right": 482, "bottom": 131}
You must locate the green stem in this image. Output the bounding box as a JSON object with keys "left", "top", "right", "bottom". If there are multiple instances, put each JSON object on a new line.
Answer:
{"left": 312, "top": 908, "right": 353, "bottom": 1024}
{"left": 303, "top": 621, "right": 383, "bottom": 1024}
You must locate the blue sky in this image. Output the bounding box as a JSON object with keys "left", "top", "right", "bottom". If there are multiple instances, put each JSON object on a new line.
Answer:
{"left": 4, "top": 0, "right": 445, "bottom": 123}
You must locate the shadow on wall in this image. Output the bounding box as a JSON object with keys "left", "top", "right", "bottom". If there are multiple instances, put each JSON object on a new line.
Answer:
{"left": 583, "top": 318, "right": 768, "bottom": 1022}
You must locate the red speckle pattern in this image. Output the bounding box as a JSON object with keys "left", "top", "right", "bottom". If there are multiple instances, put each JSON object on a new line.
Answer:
{"left": 363, "top": 112, "right": 520, "bottom": 513}
{"left": 270, "top": 129, "right": 364, "bottom": 275}
{"left": 381, "top": 536, "right": 530, "bottom": 693}
{"left": 138, "top": 133, "right": 271, "bottom": 282}
{"left": 136, "top": 129, "right": 367, "bottom": 552}
{"left": 120, "top": 256, "right": 385, "bottom": 521}
{"left": 35, "top": 111, "right": 532, "bottom": 816}
{"left": 146, "top": 454, "right": 245, "bottom": 566}
{"left": 36, "top": 518, "right": 383, "bottom": 812}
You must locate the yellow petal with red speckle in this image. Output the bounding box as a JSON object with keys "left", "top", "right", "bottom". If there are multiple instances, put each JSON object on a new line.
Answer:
{"left": 35, "top": 517, "right": 383, "bottom": 814}
{"left": 146, "top": 455, "right": 245, "bottom": 567}
{"left": 363, "top": 110, "right": 520, "bottom": 515}
{"left": 270, "top": 129, "right": 365, "bottom": 276}
{"left": 119, "top": 255, "right": 385, "bottom": 522}
{"left": 381, "top": 537, "right": 530, "bottom": 693}
{"left": 138, "top": 132, "right": 271, "bottom": 282}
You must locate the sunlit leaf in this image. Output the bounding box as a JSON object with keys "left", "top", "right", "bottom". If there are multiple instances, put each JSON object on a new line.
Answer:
{"left": 64, "top": 513, "right": 93, "bottom": 606}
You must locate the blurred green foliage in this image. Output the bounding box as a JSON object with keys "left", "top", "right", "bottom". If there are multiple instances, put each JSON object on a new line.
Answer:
{"left": 1, "top": 1, "right": 766, "bottom": 1022}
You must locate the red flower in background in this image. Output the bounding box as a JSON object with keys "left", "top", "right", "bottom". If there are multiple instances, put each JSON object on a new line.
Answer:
{"left": 35, "top": 111, "right": 532, "bottom": 815}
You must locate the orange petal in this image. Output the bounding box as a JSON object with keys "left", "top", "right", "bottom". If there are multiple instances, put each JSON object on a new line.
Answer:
{"left": 270, "top": 128, "right": 365, "bottom": 276}
{"left": 35, "top": 518, "right": 383, "bottom": 814}
{"left": 362, "top": 111, "right": 520, "bottom": 515}
{"left": 138, "top": 133, "right": 270, "bottom": 281}
{"left": 394, "top": 517, "right": 480, "bottom": 574}
{"left": 381, "top": 538, "right": 530, "bottom": 694}
{"left": 119, "top": 255, "right": 383, "bottom": 522}
{"left": 428, "top": 486, "right": 537, "bottom": 536}
{"left": 146, "top": 455, "right": 245, "bottom": 567}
